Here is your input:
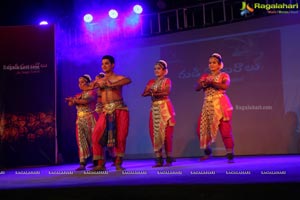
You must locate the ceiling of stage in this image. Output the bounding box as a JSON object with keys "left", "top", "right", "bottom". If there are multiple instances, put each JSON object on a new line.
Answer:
{"left": 0, "top": 0, "right": 205, "bottom": 26}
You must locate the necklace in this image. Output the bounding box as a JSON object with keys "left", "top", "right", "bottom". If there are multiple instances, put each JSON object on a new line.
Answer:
{"left": 153, "top": 78, "right": 164, "bottom": 90}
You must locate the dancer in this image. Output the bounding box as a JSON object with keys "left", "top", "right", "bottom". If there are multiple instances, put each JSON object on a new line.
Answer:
{"left": 142, "top": 59, "right": 176, "bottom": 167}
{"left": 92, "top": 55, "right": 131, "bottom": 171}
{"left": 65, "top": 74, "right": 96, "bottom": 170}
{"left": 195, "top": 53, "right": 234, "bottom": 163}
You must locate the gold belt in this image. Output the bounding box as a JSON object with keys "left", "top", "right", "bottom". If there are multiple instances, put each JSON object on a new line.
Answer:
{"left": 204, "top": 94, "right": 223, "bottom": 101}
{"left": 77, "top": 111, "right": 93, "bottom": 117}
{"left": 152, "top": 99, "right": 169, "bottom": 106}
{"left": 103, "top": 100, "right": 127, "bottom": 114}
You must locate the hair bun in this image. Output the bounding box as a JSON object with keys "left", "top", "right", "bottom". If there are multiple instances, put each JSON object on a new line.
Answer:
{"left": 158, "top": 59, "right": 168, "bottom": 68}
{"left": 82, "top": 74, "right": 92, "bottom": 82}
{"left": 211, "top": 53, "right": 222, "bottom": 59}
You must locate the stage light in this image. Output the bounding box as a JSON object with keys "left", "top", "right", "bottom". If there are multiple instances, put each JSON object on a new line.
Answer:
{"left": 83, "top": 14, "right": 93, "bottom": 23}
{"left": 133, "top": 5, "right": 143, "bottom": 14}
{"left": 39, "top": 21, "right": 48, "bottom": 25}
{"left": 108, "top": 9, "right": 118, "bottom": 19}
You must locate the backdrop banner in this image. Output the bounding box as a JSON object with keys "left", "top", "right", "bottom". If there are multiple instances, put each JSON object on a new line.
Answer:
{"left": 0, "top": 25, "right": 56, "bottom": 168}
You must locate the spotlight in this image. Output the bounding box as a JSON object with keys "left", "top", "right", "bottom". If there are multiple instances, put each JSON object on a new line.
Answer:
{"left": 39, "top": 21, "right": 48, "bottom": 25}
{"left": 108, "top": 9, "right": 118, "bottom": 19}
{"left": 133, "top": 5, "right": 143, "bottom": 14}
{"left": 83, "top": 14, "right": 93, "bottom": 23}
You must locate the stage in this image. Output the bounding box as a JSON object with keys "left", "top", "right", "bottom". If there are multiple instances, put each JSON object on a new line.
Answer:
{"left": 1, "top": 155, "right": 300, "bottom": 199}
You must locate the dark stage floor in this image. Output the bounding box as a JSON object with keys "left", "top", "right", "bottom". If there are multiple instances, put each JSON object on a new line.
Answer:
{"left": 1, "top": 155, "right": 300, "bottom": 199}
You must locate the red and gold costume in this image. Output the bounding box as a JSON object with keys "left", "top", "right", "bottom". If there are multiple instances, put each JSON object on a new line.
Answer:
{"left": 147, "top": 78, "right": 176, "bottom": 155}
{"left": 197, "top": 72, "right": 234, "bottom": 150}
{"left": 92, "top": 99, "right": 129, "bottom": 160}
{"left": 74, "top": 90, "right": 96, "bottom": 164}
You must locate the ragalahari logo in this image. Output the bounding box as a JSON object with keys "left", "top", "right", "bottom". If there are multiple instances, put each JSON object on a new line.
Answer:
{"left": 240, "top": 2, "right": 254, "bottom": 16}
{"left": 240, "top": 2, "right": 299, "bottom": 15}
